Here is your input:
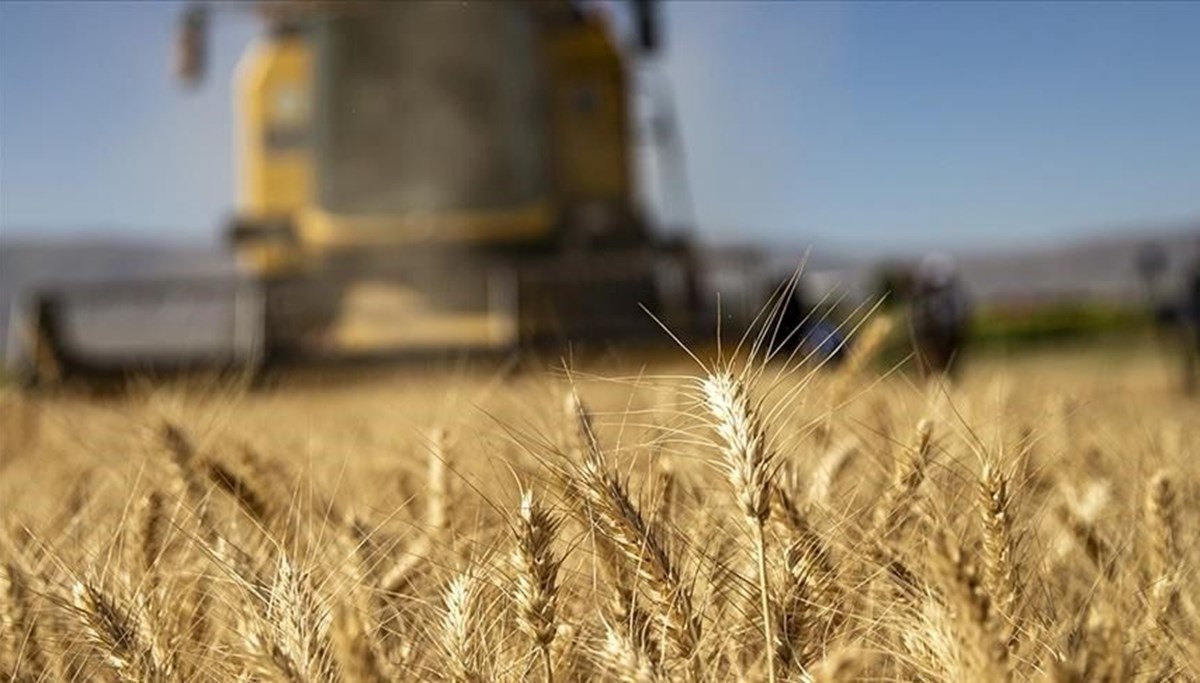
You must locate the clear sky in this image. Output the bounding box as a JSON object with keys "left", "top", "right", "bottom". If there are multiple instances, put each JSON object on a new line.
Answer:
{"left": 2, "top": 1, "right": 1198, "bottom": 255}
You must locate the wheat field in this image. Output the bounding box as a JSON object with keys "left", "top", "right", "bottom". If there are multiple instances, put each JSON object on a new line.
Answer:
{"left": 0, "top": 331, "right": 1196, "bottom": 682}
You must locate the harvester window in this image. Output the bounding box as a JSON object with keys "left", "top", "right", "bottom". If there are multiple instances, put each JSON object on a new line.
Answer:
{"left": 314, "top": 3, "right": 550, "bottom": 215}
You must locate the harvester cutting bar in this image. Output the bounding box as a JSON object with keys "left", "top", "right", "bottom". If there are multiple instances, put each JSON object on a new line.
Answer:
{"left": 5, "top": 276, "right": 264, "bottom": 386}
{"left": 4, "top": 248, "right": 703, "bottom": 387}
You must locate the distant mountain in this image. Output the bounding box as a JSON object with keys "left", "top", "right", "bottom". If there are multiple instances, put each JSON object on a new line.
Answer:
{"left": 794, "top": 225, "right": 1200, "bottom": 308}
{"left": 956, "top": 226, "right": 1199, "bottom": 307}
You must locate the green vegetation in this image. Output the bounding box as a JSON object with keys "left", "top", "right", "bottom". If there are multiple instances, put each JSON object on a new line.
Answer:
{"left": 969, "top": 302, "right": 1151, "bottom": 347}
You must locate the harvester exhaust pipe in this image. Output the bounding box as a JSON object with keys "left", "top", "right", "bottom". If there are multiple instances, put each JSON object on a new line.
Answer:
{"left": 175, "top": 3, "right": 209, "bottom": 86}
{"left": 632, "top": 0, "right": 660, "bottom": 54}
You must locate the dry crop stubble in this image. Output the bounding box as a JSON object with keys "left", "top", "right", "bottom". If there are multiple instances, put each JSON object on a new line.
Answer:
{"left": 0, "top": 333, "right": 1196, "bottom": 681}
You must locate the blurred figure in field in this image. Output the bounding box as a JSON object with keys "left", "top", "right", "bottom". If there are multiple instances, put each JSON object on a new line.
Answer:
{"left": 910, "top": 253, "right": 971, "bottom": 378}
{"left": 776, "top": 274, "right": 847, "bottom": 366}
{"left": 1184, "top": 248, "right": 1200, "bottom": 394}
{"left": 1136, "top": 241, "right": 1200, "bottom": 394}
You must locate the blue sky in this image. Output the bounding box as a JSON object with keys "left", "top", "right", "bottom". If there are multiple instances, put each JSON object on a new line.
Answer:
{"left": 2, "top": 1, "right": 1198, "bottom": 255}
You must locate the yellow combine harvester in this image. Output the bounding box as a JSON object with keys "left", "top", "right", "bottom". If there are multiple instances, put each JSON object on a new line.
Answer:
{"left": 11, "top": 0, "right": 702, "bottom": 385}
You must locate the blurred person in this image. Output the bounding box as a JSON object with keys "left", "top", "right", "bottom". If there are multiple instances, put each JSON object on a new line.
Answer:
{"left": 774, "top": 274, "right": 847, "bottom": 366}
{"left": 1184, "top": 247, "right": 1200, "bottom": 394}
{"left": 909, "top": 253, "right": 971, "bottom": 378}
{"left": 776, "top": 275, "right": 811, "bottom": 347}
{"left": 1135, "top": 241, "right": 1198, "bottom": 395}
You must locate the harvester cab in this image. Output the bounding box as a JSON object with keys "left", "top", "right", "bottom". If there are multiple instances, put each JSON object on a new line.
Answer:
{"left": 7, "top": 0, "right": 703, "bottom": 386}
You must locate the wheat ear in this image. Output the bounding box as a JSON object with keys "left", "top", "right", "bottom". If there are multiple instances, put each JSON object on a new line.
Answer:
{"left": 70, "top": 579, "right": 173, "bottom": 682}
{"left": 979, "top": 461, "right": 1021, "bottom": 652}
{"left": 929, "top": 529, "right": 1009, "bottom": 682}
{"left": 1054, "top": 501, "right": 1112, "bottom": 579}
{"left": 427, "top": 427, "right": 450, "bottom": 535}
{"left": 599, "top": 621, "right": 663, "bottom": 683}
{"left": 204, "top": 459, "right": 273, "bottom": 527}
{"left": 1146, "top": 469, "right": 1178, "bottom": 583}
{"left": 566, "top": 391, "right": 699, "bottom": 671}
{"left": 512, "top": 489, "right": 563, "bottom": 683}
{"left": 831, "top": 313, "right": 894, "bottom": 406}
{"left": 157, "top": 421, "right": 219, "bottom": 540}
{"left": 702, "top": 370, "right": 778, "bottom": 682}
{"left": 441, "top": 572, "right": 482, "bottom": 683}
{"left": 270, "top": 554, "right": 336, "bottom": 682}
{"left": 1136, "top": 470, "right": 1179, "bottom": 677}
{"left": 138, "top": 490, "right": 167, "bottom": 595}
{"left": 871, "top": 418, "right": 934, "bottom": 542}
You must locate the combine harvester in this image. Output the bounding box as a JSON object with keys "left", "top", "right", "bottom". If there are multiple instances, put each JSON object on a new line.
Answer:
{"left": 7, "top": 0, "right": 740, "bottom": 387}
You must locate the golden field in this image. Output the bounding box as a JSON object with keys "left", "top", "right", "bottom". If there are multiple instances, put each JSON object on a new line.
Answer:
{"left": 0, "top": 337, "right": 1196, "bottom": 682}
